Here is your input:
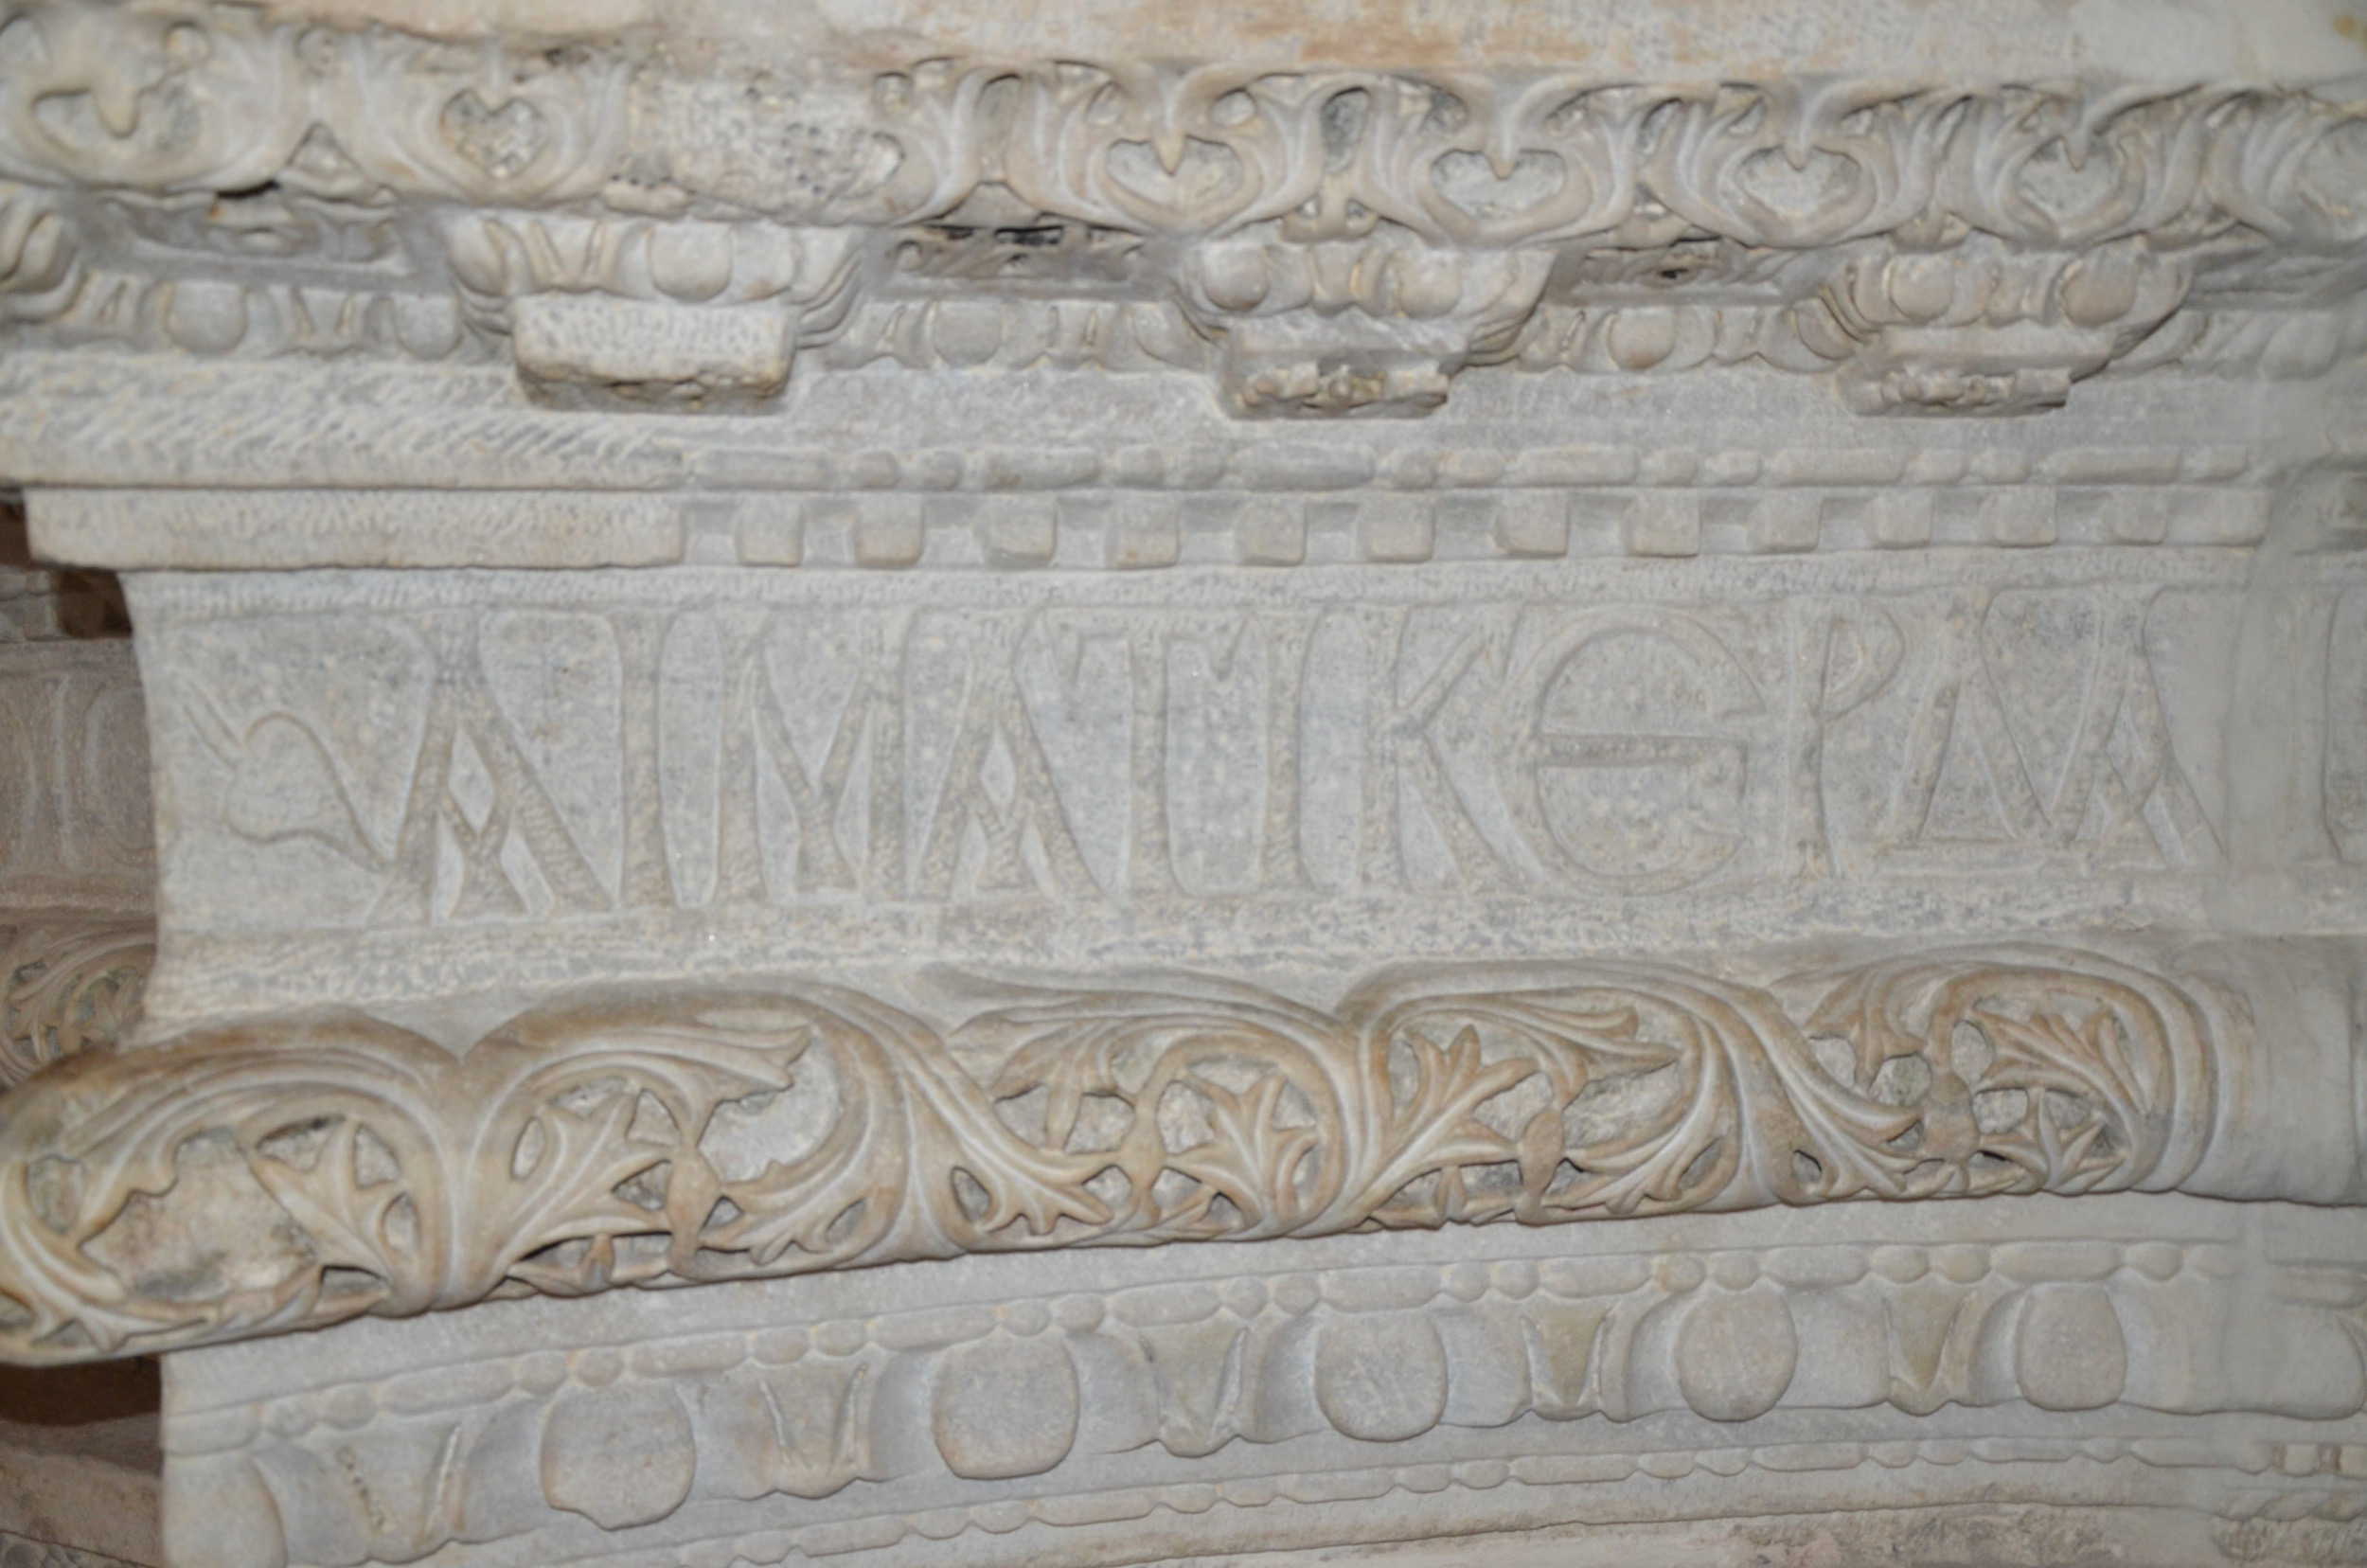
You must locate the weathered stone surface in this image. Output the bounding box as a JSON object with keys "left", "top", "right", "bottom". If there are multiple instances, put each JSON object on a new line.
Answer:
{"left": 155, "top": 1193, "right": 2367, "bottom": 1567}
{"left": 0, "top": 509, "right": 155, "bottom": 1087}
{"left": 1, "top": 4, "right": 2365, "bottom": 427}
{"left": 90, "top": 526, "right": 2360, "bottom": 1023}
{"left": 0, "top": 919, "right": 151, "bottom": 1089}
{"left": 254, "top": 0, "right": 2367, "bottom": 78}
{"left": 0, "top": 1532, "right": 146, "bottom": 1568}
{"left": 0, "top": 1, "right": 2362, "bottom": 1563}
{"left": 2, "top": 937, "right": 2349, "bottom": 1364}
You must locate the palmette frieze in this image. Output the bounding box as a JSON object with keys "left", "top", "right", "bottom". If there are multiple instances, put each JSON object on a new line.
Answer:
{"left": 0, "top": 2, "right": 2363, "bottom": 412}
{"left": 1, "top": 17, "right": 2358, "bottom": 251}
{"left": 0, "top": 942, "right": 2312, "bottom": 1365}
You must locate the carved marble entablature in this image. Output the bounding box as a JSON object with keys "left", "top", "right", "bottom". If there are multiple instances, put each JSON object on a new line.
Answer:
{"left": 0, "top": 8, "right": 2363, "bottom": 1567}
{"left": 0, "top": 0, "right": 2362, "bottom": 414}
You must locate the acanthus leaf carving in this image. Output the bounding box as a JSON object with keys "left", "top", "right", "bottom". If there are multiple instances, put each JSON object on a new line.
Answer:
{"left": 0, "top": 6, "right": 2359, "bottom": 411}
{"left": 0, "top": 945, "right": 2234, "bottom": 1365}
{"left": 0, "top": 919, "right": 151, "bottom": 1089}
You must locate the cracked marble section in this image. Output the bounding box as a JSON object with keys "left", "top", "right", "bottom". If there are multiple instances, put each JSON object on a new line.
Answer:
{"left": 0, "top": 1, "right": 2362, "bottom": 1564}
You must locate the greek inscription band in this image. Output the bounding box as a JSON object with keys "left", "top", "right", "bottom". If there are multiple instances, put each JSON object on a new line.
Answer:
{"left": 150, "top": 577, "right": 2280, "bottom": 933}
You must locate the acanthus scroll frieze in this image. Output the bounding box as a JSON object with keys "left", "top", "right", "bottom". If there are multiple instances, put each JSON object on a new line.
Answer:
{"left": 0, "top": 943, "right": 2308, "bottom": 1365}
{"left": 0, "top": 1, "right": 2360, "bottom": 414}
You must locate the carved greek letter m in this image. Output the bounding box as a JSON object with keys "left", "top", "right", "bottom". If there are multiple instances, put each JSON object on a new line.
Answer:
{"left": 1882, "top": 590, "right": 2219, "bottom": 866}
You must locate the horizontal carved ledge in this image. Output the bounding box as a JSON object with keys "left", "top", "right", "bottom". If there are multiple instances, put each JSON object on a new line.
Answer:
{"left": 19, "top": 401, "right": 2352, "bottom": 570}
{"left": 1, "top": 938, "right": 2354, "bottom": 1365}
{"left": 0, "top": 2, "right": 2361, "bottom": 415}
{"left": 25, "top": 472, "right": 2294, "bottom": 571}
{"left": 155, "top": 1193, "right": 2367, "bottom": 1568}
{"left": 0, "top": 1531, "right": 142, "bottom": 1568}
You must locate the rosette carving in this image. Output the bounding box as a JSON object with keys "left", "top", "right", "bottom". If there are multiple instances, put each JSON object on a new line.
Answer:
{"left": 1799, "top": 238, "right": 2195, "bottom": 413}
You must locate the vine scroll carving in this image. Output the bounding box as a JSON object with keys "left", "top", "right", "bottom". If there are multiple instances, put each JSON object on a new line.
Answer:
{"left": 0, "top": 946, "right": 2228, "bottom": 1363}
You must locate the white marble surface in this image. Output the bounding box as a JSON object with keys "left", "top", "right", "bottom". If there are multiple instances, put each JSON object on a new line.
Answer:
{"left": 0, "top": 2, "right": 2360, "bottom": 1564}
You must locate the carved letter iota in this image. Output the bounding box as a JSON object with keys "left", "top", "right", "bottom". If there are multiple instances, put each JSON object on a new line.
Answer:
{"left": 0, "top": 643, "right": 151, "bottom": 901}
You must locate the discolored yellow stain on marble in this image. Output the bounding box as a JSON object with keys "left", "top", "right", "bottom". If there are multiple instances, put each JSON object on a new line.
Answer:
{"left": 253, "top": 0, "right": 2367, "bottom": 82}
{"left": 1158, "top": 2, "right": 1599, "bottom": 68}
{"left": 261, "top": 0, "right": 655, "bottom": 37}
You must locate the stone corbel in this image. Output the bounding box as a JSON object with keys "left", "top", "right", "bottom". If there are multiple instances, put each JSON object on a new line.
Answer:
{"left": 440, "top": 214, "right": 864, "bottom": 407}
{"left": 1801, "top": 239, "right": 2194, "bottom": 416}
{"left": 1178, "top": 241, "right": 1553, "bottom": 416}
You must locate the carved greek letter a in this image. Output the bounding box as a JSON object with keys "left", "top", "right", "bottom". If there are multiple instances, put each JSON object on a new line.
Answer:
{"left": 917, "top": 616, "right": 1100, "bottom": 900}
{"left": 377, "top": 615, "right": 609, "bottom": 923}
